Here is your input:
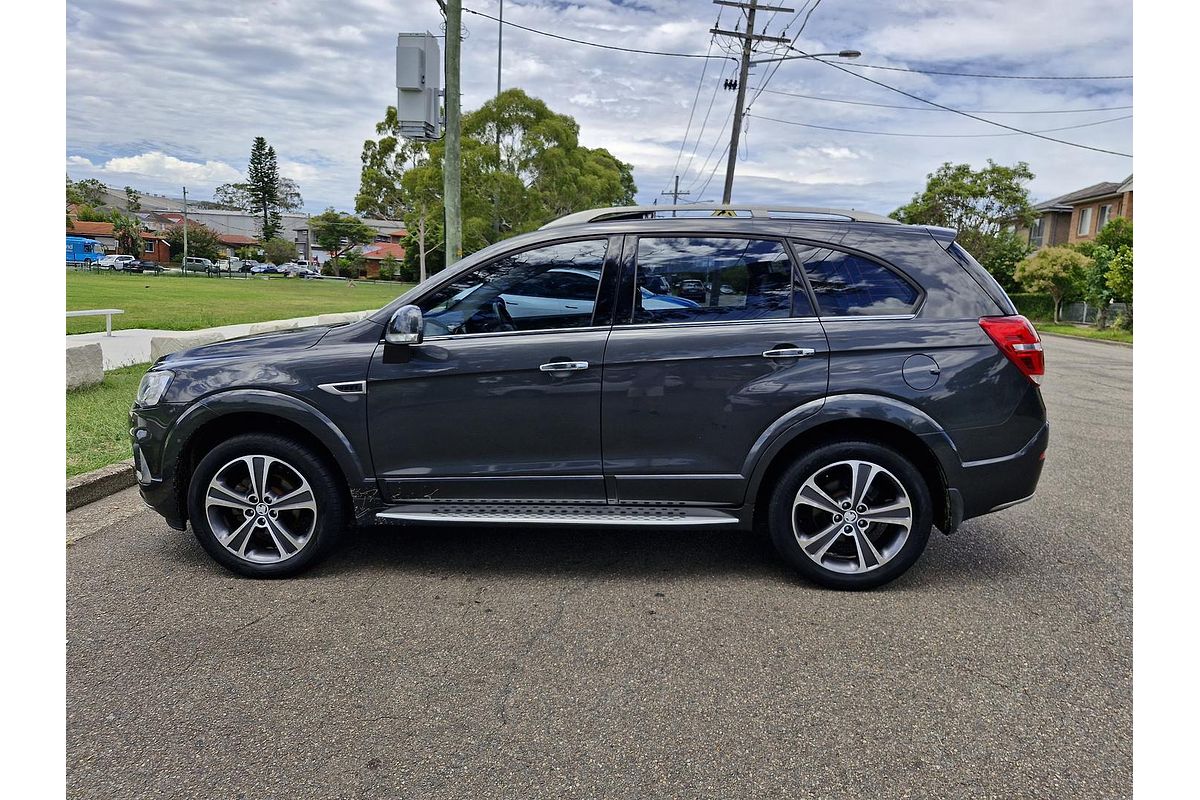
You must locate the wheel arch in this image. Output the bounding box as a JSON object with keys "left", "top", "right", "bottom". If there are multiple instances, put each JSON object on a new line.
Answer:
{"left": 746, "top": 395, "right": 958, "bottom": 534}
{"left": 165, "top": 390, "right": 368, "bottom": 524}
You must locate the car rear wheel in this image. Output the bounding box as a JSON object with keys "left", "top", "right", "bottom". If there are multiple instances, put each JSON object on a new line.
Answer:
{"left": 767, "top": 441, "right": 932, "bottom": 590}
{"left": 187, "top": 433, "right": 345, "bottom": 578}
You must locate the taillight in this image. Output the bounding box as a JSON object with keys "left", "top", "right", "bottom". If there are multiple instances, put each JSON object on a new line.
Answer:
{"left": 979, "top": 315, "right": 1044, "bottom": 385}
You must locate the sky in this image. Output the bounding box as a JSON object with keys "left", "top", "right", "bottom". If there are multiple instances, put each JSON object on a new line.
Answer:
{"left": 65, "top": 0, "right": 1133, "bottom": 216}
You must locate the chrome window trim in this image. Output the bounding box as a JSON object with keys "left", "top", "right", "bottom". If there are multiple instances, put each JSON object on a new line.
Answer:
{"left": 612, "top": 316, "right": 823, "bottom": 333}
{"left": 395, "top": 324, "right": 614, "bottom": 344}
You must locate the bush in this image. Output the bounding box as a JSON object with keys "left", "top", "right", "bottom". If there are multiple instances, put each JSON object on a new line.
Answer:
{"left": 1009, "top": 293, "right": 1055, "bottom": 321}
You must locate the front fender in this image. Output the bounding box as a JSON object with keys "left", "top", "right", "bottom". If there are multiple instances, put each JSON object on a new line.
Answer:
{"left": 162, "top": 389, "right": 369, "bottom": 488}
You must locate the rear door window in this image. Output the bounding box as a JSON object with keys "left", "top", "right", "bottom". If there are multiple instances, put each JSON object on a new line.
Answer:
{"left": 625, "top": 237, "right": 798, "bottom": 324}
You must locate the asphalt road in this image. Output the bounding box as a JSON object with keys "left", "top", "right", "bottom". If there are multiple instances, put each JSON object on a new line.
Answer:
{"left": 66, "top": 335, "right": 1132, "bottom": 799}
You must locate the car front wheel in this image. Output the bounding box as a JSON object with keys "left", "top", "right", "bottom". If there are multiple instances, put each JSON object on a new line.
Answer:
{"left": 768, "top": 441, "right": 932, "bottom": 590}
{"left": 187, "top": 433, "right": 345, "bottom": 578}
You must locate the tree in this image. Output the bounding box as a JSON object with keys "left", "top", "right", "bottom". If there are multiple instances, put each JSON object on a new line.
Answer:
{"left": 213, "top": 138, "right": 306, "bottom": 241}
{"left": 112, "top": 214, "right": 143, "bottom": 257}
{"left": 309, "top": 208, "right": 377, "bottom": 264}
{"left": 124, "top": 186, "right": 142, "bottom": 212}
{"left": 1095, "top": 216, "right": 1133, "bottom": 252}
{"left": 1014, "top": 246, "right": 1089, "bottom": 323}
{"left": 893, "top": 160, "right": 1036, "bottom": 291}
{"left": 357, "top": 88, "right": 637, "bottom": 272}
{"left": 1106, "top": 244, "right": 1133, "bottom": 329}
{"left": 263, "top": 237, "right": 298, "bottom": 265}
{"left": 165, "top": 221, "right": 223, "bottom": 261}
{"left": 70, "top": 177, "right": 108, "bottom": 207}
{"left": 1078, "top": 244, "right": 1117, "bottom": 329}
{"left": 379, "top": 254, "right": 399, "bottom": 281}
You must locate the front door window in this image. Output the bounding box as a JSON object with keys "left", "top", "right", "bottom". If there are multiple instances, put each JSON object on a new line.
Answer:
{"left": 418, "top": 239, "right": 609, "bottom": 336}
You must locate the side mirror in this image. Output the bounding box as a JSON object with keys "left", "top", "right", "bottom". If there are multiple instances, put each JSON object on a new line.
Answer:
{"left": 385, "top": 304, "right": 424, "bottom": 345}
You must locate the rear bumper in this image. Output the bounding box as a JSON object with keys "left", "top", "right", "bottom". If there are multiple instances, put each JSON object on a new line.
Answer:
{"left": 950, "top": 422, "right": 1049, "bottom": 522}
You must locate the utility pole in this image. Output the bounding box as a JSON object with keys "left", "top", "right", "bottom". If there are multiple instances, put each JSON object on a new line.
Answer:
{"left": 493, "top": 0, "right": 503, "bottom": 240}
{"left": 444, "top": 0, "right": 463, "bottom": 265}
{"left": 711, "top": 0, "right": 791, "bottom": 203}
{"left": 661, "top": 175, "right": 690, "bottom": 216}
{"left": 181, "top": 186, "right": 188, "bottom": 276}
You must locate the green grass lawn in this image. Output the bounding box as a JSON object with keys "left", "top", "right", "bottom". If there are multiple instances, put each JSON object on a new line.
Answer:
{"left": 67, "top": 271, "right": 414, "bottom": 334}
{"left": 66, "top": 363, "right": 147, "bottom": 478}
{"left": 1034, "top": 323, "right": 1133, "bottom": 344}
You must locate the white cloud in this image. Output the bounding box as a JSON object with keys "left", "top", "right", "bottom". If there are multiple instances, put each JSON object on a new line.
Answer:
{"left": 65, "top": 0, "right": 1133, "bottom": 213}
{"left": 67, "top": 151, "right": 242, "bottom": 186}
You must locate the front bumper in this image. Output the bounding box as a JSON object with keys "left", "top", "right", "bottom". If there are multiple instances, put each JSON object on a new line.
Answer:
{"left": 130, "top": 405, "right": 188, "bottom": 530}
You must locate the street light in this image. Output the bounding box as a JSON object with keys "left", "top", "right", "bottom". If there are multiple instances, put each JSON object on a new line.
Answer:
{"left": 750, "top": 49, "right": 861, "bottom": 66}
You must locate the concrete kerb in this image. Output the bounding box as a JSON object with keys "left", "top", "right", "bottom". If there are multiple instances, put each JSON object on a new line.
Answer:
{"left": 67, "top": 459, "right": 136, "bottom": 511}
{"left": 1039, "top": 331, "right": 1134, "bottom": 348}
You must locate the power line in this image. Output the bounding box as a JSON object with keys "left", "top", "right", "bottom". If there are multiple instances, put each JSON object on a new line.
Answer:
{"left": 668, "top": 31, "right": 720, "bottom": 189}
{"left": 462, "top": 7, "right": 737, "bottom": 62}
{"left": 799, "top": 48, "right": 1132, "bottom": 157}
{"left": 685, "top": 100, "right": 737, "bottom": 192}
{"left": 679, "top": 57, "right": 735, "bottom": 187}
{"left": 835, "top": 62, "right": 1133, "bottom": 80}
{"left": 749, "top": 112, "right": 1131, "bottom": 137}
{"left": 751, "top": 86, "right": 1133, "bottom": 115}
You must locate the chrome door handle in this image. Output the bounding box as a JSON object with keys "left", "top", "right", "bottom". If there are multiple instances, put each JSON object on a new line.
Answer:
{"left": 539, "top": 360, "right": 590, "bottom": 373}
{"left": 762, "top": 348, "right": 815, "bottom": 359}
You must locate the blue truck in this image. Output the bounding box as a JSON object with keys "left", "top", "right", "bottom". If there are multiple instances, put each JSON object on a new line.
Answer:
{"left": 66, "top": 236, "right": 104, "bottom": 265}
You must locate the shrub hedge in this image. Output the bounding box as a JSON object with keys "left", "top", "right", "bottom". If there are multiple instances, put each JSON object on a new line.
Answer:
{"left": 1009, "top": 292, "right": 1055, "bottom": 321}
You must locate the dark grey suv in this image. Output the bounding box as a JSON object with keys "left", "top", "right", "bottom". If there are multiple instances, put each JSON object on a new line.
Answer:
{"left": 130, "top": 205, "right": 1047, "bottom": 589}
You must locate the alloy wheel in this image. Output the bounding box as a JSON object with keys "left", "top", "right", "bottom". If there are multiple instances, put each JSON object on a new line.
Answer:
{"left": 791, "top": 459, "right": 914, "bottom": 575}
{"left": 204, "top": 455, "right": 318, "bottom": 564}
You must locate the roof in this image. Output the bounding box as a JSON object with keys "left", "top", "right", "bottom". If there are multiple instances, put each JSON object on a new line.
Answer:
{"left": 362, "top": 242, "right": 407, "bottom": 260}
{"left": 1035, "top": 174, "right": 1133, "bottom": 211}
{"left": 67, "top": 221, "right": 115, "bottom": 236}
{"left": 218, "top": 233, "right": 258, "bottom": 246}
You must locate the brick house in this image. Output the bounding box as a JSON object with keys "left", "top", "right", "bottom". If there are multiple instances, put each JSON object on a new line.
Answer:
{"left": 66, "top": 219, "right": 170, "bottom": 262}
{"left": 1024, "top": 174, "right": 1133, "bottom": 249}
{"left": 360, "top": 242, "right": 407, "bottom": 278}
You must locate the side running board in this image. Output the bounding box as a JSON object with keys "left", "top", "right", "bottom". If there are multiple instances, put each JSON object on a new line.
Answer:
{"left": 375, "top": 503, "right": 739, "bottom": 526}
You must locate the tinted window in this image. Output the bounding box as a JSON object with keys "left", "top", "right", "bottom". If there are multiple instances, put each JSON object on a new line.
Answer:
{"left": 626, "top": 237, "right": 802, "bottom": 324}
{"left": 795, "top": 246, "right": 919, "bottom": 316}
{"left": 418, "top": 239, "right": 607, "bottom": 336}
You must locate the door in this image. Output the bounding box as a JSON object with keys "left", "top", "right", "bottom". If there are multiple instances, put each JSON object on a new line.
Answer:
{"left": 602, "top": 235, "right": 831, "bottom": 505}
{"left": 367, "top": 237, "right": 619, "bottom": 503}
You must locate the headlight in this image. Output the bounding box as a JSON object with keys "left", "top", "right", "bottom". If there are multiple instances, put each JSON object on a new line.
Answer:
{"left": 136, "top": 370, "right": 174, "bottom": 406}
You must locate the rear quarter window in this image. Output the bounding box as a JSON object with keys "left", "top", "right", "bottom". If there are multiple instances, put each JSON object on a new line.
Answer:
{"left": 794, "top": 245, "right": 921, "bottom": 317}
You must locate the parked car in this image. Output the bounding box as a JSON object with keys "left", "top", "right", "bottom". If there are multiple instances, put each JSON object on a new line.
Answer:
{"left": 238, "top": 260, "right": 261, "bottom": 273}
{"left": 182, "top": 256, "right": 217, "bottom": 274}
{"left": 677, "top": 278, "right": 706, "bottom": 303}
{"left": 249, "top": 263, "right": 283, "bottom": 275}
{"left": 131, "top": 204, "right": 1047, "bottom": 589}
{"left": 97, "top": 254, "right": 138, "bottom": 271}
{"left": 283, "top": 264, "right": 318, "bottom": 278}
{"left": 127, "top": 260, "right": 164, "bottom": 274}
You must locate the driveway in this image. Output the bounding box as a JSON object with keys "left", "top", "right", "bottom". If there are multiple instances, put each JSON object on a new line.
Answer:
{"left": 66, "top": 335, "right": 1132, "bottom": 799}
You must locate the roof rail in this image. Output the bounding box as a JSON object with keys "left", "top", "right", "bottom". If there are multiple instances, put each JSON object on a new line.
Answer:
{"left": 541, "top": 204, "right": 900, "bottom": 229}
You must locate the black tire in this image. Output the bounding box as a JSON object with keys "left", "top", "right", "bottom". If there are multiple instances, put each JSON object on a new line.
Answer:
{"left": 187, "top": 433, "right": 346, "bottom": 578}
{"left": 767, "top": 440, "right": 932, "bottom": 590}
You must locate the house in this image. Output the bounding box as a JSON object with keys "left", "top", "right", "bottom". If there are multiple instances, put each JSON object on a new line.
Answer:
{"left": 65, "top": 219, "right": 170, "bottom": 262}
{"left": 360, "top": 242, "right": 407, "bottom": 278}
{"left": 1024, "top": 174, "right": 1133, "bottom": 249}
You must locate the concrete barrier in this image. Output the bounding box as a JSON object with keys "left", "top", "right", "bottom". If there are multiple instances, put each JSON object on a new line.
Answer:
{"left": 317, "top": 311, "right": 363, "bottom": 326}
{"left": 66, "top": 344, "right": 104, "bottom": 390}
{"left": 248, "top": 319, "right": 300, "bottom": 335}
{"left": 149, "top": 331, "right": 225, "bottom": 362}
{"left": 66, "top": 459, "right": 136, "bottom": 511}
